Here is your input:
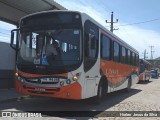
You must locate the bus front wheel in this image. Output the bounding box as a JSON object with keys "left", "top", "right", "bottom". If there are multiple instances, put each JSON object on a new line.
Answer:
{"left": 94, "top": 81, "right": 103, "bottom": 104}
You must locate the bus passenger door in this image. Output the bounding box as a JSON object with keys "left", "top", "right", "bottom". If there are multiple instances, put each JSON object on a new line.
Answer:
{"left": 84, "top": 20, "right": 99, "bottom": 98}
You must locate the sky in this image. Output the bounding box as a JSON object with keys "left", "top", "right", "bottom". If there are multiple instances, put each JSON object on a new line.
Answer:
{"left": 0, "top": 21, "right": 16, "bottom": 43}
{"left": 0, "top": 0, "right": 160, "bottom": 59}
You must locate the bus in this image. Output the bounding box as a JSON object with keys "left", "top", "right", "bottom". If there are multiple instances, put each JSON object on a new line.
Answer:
{"left": 139, "top": 59, "right": 151, "bottom": 82}
{"left": 10, "top": 10, "right": 139, "bottom": 103}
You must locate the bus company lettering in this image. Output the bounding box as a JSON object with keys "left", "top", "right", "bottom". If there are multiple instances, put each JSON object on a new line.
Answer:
{"left": 106, "top": 69, "right": 119, "bottom": 75}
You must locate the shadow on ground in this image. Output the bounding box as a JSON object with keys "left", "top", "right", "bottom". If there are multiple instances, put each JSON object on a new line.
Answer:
{"left": 137, "top": 80, "right": 152, "bottom": 84}
{"left": 0, "top": 88, "right": 142, "bottom": 119}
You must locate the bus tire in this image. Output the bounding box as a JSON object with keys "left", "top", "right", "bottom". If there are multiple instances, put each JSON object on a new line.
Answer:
{"left": 94, "top": 77, "right": 107, "bottom": 104}
{"left": 125, "top": 77, "right": 131, "bottom": 93}
{"left": 94, "top": 81, "right": 103, "bottom": 104}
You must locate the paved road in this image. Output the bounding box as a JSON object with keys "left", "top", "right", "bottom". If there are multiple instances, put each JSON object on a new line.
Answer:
{"left": 1, "top": 78, "right": 160, "bottom": 120}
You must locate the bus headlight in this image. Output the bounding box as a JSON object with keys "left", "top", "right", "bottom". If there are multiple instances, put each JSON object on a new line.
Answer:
{"left": 72, "top": 73, "right": 80, "bottom": 81}
{"left": 15, "top": 72, "right": 18, "bottom": 77}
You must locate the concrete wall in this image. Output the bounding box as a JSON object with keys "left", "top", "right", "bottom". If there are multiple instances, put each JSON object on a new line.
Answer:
{"left": 0, "top": 42, "right": 16, "bottom": 89}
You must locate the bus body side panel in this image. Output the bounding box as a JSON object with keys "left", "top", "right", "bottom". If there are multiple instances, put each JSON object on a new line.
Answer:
{"left": 100, "top": 60, "right": 139, "bottom": 92}
{"left": 131, "top": 66, "right": 139, "bottom": 85}
{"left": 83, "top": 60, "right": 101, "bottom": 98}
{"left": 99, "top": 28, "right": 139, "bottom": 92}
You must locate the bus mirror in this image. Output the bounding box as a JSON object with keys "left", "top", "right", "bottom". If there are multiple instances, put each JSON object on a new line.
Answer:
{"left": 10, "top": 29, "right": 19, "bottom": 51}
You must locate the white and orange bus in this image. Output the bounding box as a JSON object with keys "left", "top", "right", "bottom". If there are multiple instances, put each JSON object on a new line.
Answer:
{"left": 10, "top": 10, "right": 139, "bottom": 103}
{"left": 139, "top": 59, "right": 151, "bottom": 82}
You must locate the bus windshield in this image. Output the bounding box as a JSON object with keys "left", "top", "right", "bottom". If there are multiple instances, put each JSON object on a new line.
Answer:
{"left": 17, "top": 28, "right": 81, "bottom": 67}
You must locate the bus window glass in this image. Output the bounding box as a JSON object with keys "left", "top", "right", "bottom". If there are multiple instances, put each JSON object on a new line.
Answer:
{"left": 84, "top": 20, "right": 99, "bottom": 72}
{"left": 132, "top": 53, "right": 135, "bottom": 66}
{"left": 101, "top": 35, "right": 110, "bottom": 60}
{"left": 89, "top": 34, "right": 97, "bottom": 58}
{"left": 128, "top": 50, "right": 131, "bottom": 64}
{"left": 114, "top": 42, "right": 120, "bottom": 62}
{"left": 136, "top": 55, "right": 139, "bottom": 66}
{"left": 121, "top": 46, "right": 126, "bottom": 63}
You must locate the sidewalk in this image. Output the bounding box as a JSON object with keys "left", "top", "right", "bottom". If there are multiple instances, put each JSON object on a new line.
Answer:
{"left": 0, "top": 88, "right": 27, "bottom": 103}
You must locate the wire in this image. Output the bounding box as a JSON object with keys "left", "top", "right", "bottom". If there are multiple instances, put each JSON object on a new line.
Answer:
{"left": 118, "top": 18, "right": 160, "bottom": 26}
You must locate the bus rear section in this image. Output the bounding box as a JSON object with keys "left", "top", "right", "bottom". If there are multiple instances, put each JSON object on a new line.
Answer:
{"left": 139, "top": 59, "right": 151, "bottom": 82}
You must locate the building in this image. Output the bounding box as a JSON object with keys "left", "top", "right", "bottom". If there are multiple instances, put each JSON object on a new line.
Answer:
{"left": 0, "top": 42, "right": 16, "bottom": 89}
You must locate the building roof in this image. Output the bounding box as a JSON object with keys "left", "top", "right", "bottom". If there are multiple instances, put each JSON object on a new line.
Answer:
{"left": 0, "top": 0, "right": 66, "bottom": 26}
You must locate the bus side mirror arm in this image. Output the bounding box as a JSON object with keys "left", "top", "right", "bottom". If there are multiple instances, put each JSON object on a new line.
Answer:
{"left": 10, "top": 29, "right": 20, "bottom": 51}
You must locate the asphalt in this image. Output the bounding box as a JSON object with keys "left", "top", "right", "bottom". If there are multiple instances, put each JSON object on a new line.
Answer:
{"left": 0, "top": 88, "right": 28, "bottom": 104}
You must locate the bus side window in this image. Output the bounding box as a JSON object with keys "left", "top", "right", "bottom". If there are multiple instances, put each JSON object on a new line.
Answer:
{"left": 88, "top": 33, "right": 97, "bottom": 58}
{"left": 136, "top": 54, "right": 139, "bottom": 66}
{"left": 127, "top": 50, "right": 131, "bottom": 65}
{"left": 85, "top": 33, "right": 96, "bottom": 58}
{"left": 130, "top": 52, "right": 133, "bottom": 65}
{"left": 132, "top": 53, "right": 135, "bottom": 66}
{"left": 113, "top": 41, "right": 120, "bottom": 62}
{"left": 121, "top": 46, "right": 126, "bottom": 63}
{"left": 101, "top": 34, "right": 111, "bottom": 60}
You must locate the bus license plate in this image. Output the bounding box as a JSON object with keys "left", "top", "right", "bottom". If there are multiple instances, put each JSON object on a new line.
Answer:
{"left": 35, "top": 88, "right": 45, "bottom": 92}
